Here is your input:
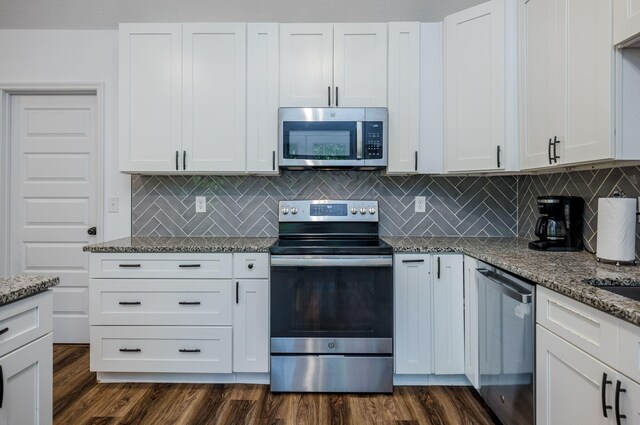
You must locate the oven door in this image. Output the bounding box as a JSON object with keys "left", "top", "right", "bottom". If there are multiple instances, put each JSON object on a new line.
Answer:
{"left": 270, "top": 255, "right": 393, "bottom": 354}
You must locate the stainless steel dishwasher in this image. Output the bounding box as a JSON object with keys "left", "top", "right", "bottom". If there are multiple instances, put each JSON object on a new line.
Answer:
{"left": 476, "top": 262, "right": 535, "bottom": 425}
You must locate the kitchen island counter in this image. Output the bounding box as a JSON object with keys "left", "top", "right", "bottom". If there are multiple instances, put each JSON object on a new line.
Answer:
{"left": 384, "top": 236, "right": 640, "bottom": 326}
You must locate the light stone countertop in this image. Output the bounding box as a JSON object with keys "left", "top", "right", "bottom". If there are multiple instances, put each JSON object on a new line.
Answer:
{"left": 0, "top": 275, "right": 59, "bottom": 306}
{"left": 383, "top": 236, "right": 640, "bottom": 327}
{"left": 83, "top": 236, "right": 277, "bottom": 253}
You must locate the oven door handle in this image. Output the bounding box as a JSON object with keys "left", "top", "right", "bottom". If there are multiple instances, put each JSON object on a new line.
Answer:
{"left": 271, "top": 255, "right": 393, "bottom": 267}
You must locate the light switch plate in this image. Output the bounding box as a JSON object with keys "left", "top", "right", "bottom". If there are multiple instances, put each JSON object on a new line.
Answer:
{"left": 108, "top": 197, "right": 119, "bottom": 213}
{"left": 195, "top": 196, "right": 206, "bottom": 213}
{"left": 415, "top": 196, "right": 426, "bottom": 213}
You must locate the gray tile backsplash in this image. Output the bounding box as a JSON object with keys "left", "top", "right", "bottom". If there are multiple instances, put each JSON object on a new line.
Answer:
{"left": 518, "top": 165, "right": 640, "bottom": 259}
{"left": 132, "top": 171, "right": 518, "bottom": 237}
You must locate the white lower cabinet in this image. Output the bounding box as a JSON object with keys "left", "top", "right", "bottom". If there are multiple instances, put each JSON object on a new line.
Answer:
{"left": 394, "top": 253, "right": 464, "bottom": 377}
{"left": 0, "top": 291, "right": 53, "bottom": 425}
{"left": 89, "top": 253, "right": 269, "bottom": 381}
{"left": 233, "top": 279, "right": 269, "bottom": 373}
{"left": 537, "top": 325, "right": 616, "bottom": 425}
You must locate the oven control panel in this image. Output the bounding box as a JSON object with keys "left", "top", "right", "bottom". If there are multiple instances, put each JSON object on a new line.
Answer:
{"left": 279, "top": 200, "right": 379, "bottom": 222}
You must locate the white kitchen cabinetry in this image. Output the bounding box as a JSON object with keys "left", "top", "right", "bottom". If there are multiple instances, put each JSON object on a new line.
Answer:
{"left": 182, "top": 23, "right": 246, "bottom": 173}
{"left": 394, "top": 253, "right": 464, "bottom": 377}
{"left": 614, "top": 0, "right": 640, "bottom": 45}
{"left": 119, "top": 24, "right": 182, "bottom": 173}
{"left": 519, "top": 0, "right": 614, "bottom": 170}
{"left": 246, "top": 23, "right": 279, "bottom": 175}
{"left": 89, "top": 252, "right": 270, "bottom": 381}
{"left": 444, "top": 0, "right": 514, "bottom": 172}
{"left": 394, "top": 255, "right": 432, "bottom": 374}
{"left": 432, "top": 254, "right": 464, "bottom": 375}
{"left": 279, "top": 23, "right": 387, "bottom": 107}
{"left": 463, "top": 256, "right": 479, "bottom": 388}
{"left": 0, "top": 291, "right": 53, "bottom": 425}
{"left": 387, "top": 22, "right": 421, "bottom": 174}
{"left": 120, "top": 23, "right": 246, "bottom": 174}
{"left": 536, "top": 286, "right": 640, "bottom": 425}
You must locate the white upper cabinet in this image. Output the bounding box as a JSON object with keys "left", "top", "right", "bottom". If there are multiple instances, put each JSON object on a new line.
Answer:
{"left": 444, "top": 0, "right": 508, "bottom": 172}
{"left": 519, "top": 0, "right": 613, "bottom": 170}
{"left": 387, "top": 22, "right": 421, "bottom": 174}
{"left": 183, "top": 23, "right": 246, "bottom": 173}
{"left": 614, "top": 0, "right": 640, "bottom": 45}
{"left": 279, "top": 23, "right": 388, "bottom": 107}
{"left": 119, "top": 24, "right": 182, "bottom": 173}
{"left": 246, "top": 23, "right": 280, "bottom": 174}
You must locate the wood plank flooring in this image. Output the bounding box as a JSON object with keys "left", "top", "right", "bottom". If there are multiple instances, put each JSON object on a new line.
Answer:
{"left": 53, "top": 345, "right": 498, "bottom": 425}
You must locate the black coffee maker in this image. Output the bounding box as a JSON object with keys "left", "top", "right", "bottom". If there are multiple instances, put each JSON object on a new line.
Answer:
{"left": 528, "top": 196, "right": 584, "bottom": 251}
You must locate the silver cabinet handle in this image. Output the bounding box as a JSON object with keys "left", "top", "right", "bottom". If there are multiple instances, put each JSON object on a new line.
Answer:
{"left": 477, "top": 269, "right": 532, "bottom": 304}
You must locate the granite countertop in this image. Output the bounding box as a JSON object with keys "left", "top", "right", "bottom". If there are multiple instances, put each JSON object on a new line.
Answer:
{"left": 0, "top": 275, "right": 59, "bottom": 306}
{"left": 83, "top": 236, "right": 277, "bottom": 253}
{"left": 383, "top": 236, "right": 640, "bottom": 327}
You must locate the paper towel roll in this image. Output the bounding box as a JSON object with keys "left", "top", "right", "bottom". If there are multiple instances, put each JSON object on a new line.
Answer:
{"left": 596, "top": 197, "right": 637, "bottom": 263}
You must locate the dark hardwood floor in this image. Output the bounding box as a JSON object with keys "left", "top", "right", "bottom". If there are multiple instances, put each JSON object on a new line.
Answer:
{"left": 53, "top": 344, "right": 497, "bottom": 425}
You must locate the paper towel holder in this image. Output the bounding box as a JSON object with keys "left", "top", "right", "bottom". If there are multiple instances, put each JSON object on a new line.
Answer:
{"left": 597, "top": 192, "right": 638, "bottom": 266}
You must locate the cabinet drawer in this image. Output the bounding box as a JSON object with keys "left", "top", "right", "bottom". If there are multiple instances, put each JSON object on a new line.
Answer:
{"left": 233, "top": 253, "right": 269, "bottom": 279}
{"left": 90, "top": 253, "right": 232, "bottom": 279}
{"left": 536, "top": 286, "right": 618, "bottom": 368}
{"left": 89, "top": 279, "right": 232, "bottom": 326}
{"left": 618, "top": 319, "right": 640, "bottom": 383}
{"left": 90, "top": 326, "right": 232, "bottom": 373}
{"left": 0, "top": 291, "right": 53, "bottom": 358}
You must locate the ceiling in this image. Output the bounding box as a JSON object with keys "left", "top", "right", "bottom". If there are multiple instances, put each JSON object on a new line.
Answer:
{"left": 0, "top": 0, "right": 487, "bottom": 30}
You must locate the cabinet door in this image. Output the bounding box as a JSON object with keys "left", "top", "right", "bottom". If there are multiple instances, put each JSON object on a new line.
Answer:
{"left": 279, "top": 24, "right": 333, "bottom": 107}
{"left": 119, "top": 24, "right": 182, "bottom": 173}
{"left": 233, "top": 280, "right": 269, "bottom": 373}
{"left": 614, "top": 0, "right": 640, "bottom": 45}
{"left": 537, "top": 325, "right": 616, "bottom": 425}
{"left": 519, "top": 0, "right": 562, "bottom": 170}
{"left": 0, "top": 334, "right": 52, "bottom": 425}
{"left": 433, "top": 254, "right": 465, "bottom": 375}
{"left": 333, "top": 24, "right": 387, "bottom": 107}
{"left": 463, "top": 256, "right": 479, "bottom": 388}
{"left": 444, "top": 0, "right": 505, "bottom": 172}
{"left": 387, "top": 22, "right": 421, "bottom": 174}
{"left": 246, "top": 23, "right": 279, "bottom": 175}
{"left": 394, "top": 254, "right": 432, "bottom": 374}
{"left": 562, "top": 0, "right": 613, "bottom": 165}
{"left": 183, "top": 23, "right": 246, "bottom": 173}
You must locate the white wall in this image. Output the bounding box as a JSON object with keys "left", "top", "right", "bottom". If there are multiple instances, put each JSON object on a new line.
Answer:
{"left": 0, "top": 29, "right": 131, "bottom": 240}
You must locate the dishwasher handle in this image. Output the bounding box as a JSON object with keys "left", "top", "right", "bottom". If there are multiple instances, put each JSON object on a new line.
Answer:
{"left": 477, "top": 268, "right": 532, "bottom": 304}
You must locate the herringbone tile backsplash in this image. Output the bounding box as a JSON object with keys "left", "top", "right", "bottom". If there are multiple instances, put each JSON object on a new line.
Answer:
{"left": 132, "top": 171, "right": 518, "bottom": 237}
{"left": 518, "top": 165, "right": 640, "bottom": 259}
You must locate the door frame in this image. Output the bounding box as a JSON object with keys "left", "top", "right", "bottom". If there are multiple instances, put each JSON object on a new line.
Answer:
{"left": 0, "top": 82, "right": 105, "bottom": 276}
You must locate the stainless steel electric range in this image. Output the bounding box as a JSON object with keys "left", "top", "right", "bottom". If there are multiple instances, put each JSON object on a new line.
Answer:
{"left": 269, "top": 199, "right": 393, "bottom": 393}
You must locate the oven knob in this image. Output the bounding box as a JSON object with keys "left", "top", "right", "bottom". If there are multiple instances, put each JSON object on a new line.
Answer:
{"left": 328, "top": 341, "right": 336, "bottom": 349}
{"left": 282, "top": 208, "right": 289, "bottom": 215}
{"left": 359, "top": 208, "right": 366, "bottom": 215}
{"left": 369, "top": 208, "right": 376, "bottom": 215}
{"left": 351, "top": 207, "right": 357, "bottom": 215}
{"left": 291, "top": 208, "right": 298, "bottom": 215}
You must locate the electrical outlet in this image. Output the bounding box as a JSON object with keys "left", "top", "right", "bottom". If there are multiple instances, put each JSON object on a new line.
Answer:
{"left": 195, "top": 196, "right": 206, "bottom": 213}
{"left": 108, "top": 197, "right": 119, "bottom": 213}
{"left": 415, "top": 196, "right": 426, "bottom": 213}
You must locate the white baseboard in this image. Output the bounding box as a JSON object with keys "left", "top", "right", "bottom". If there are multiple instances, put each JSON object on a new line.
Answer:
{"left": 393, "top": 374, "right": 471, "bottom": 386}
{"left": 96, "top": 372, "right": 270, "bottom": 384}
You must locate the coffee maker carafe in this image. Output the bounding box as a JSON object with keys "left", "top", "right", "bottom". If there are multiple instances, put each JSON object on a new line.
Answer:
{"left": 528, "top": 196, "right": 584, "bottom": 251}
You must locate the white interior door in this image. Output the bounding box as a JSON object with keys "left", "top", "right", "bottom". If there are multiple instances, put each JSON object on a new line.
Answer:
{"left": 10, "top": 94, "right": 99, "bottom": 343}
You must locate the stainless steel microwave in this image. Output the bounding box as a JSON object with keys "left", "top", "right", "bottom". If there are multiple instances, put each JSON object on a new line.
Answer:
{"left": 279, "top": 107, "right": 388, "bottom": 169}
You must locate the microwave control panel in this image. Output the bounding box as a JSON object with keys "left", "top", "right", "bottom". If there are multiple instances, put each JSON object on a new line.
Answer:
{"left": 364, "top": 122, "right": 384, "bottom": 159}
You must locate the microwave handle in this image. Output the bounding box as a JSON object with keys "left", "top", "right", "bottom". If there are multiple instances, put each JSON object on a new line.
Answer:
{"left": 356, "top": 121, "right": 363, "bottom": 159}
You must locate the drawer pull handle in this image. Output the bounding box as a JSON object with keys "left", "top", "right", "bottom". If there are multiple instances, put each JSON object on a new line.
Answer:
{"left": 0, "top": 328, "right": 9, "bottom": 336}
{"left": 119, "top": 301, "right": 142, "bottom": 306}
{"left": 119, "top": 264, "right": 141, "bottom": 268}
{"left": 179, "top": 264, "right": 201, "bottom": 268}
{"left": 119, "top": 348, "right": 141, "bottom": 353}
{"left": 179, "top": 301, "right": 201, "bottom": 306}
{"left": 179, "top": 349, "right": 201, "bottom": 353}
{"left": 402, "top": 259, "right": 424, "bottom": 263}
{"left": 247, "top": 263, "right": 254, "bottom": 269}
